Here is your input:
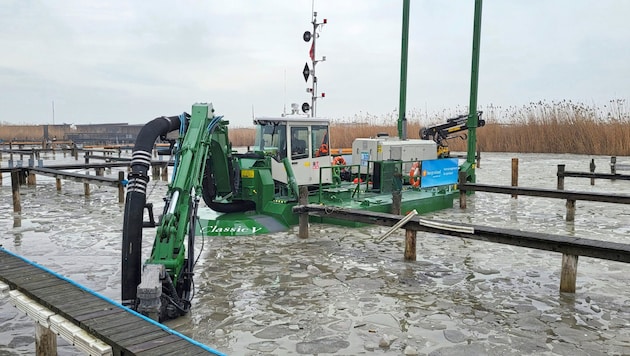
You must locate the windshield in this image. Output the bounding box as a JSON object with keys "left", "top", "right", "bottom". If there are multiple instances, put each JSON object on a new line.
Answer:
{"left": 254, "top": 122, "right": 287, "bottom": 160}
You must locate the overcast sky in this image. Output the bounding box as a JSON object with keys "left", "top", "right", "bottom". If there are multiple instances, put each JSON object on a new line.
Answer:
{"left": 1, "top": 1, "right": 629, "bottom": 127}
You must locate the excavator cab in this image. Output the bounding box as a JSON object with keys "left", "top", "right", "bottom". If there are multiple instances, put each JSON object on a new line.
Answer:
{"left": 253, "top": 117, "right": 332, "bottom": 186}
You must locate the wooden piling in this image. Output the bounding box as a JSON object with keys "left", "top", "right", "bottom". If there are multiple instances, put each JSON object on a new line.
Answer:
{"left": 511, "top": 158, "right": 518, "bottom": 199}
{"left": 391, "top": 190, "right": 402, "bottom": 215}
{"left": 458, "top": 171, "right": 467, "bottom": 209}
{"left": 56, "top": 177, "right": 62, "bottom": 191}
{"left": 11, "top": 170, "right": 21, "bottom": 213}
{"left": 560, "top": 254, "right": 578, "bottom": 293}
{"left": 84, "top": 151, "right": 90, "bottom": 164}
{"left": 589, "top": 158, "right": 596, "bottom": 186}
{"left": 611, "top": 156, "right": 616, "bottom": 179}
{"left": 27, "top": 172, "right": 36, "bottom": 186}
{"left": 298, "top": 186, "right": 309, "bottom": 239}
{"left": 476, "top": 148, "right": 481, "bottom": 168}
{"left": 95, "top": 168, "right": 104, "bottom": 176}
{"left": 557, "top": 165, "right": 565, "bottom": 190}
{"left": 161, "top": 165, "right": 168, "bottom": 181}
{"left": 84, "top": 183, "right": 90, "bottom": 196}
{"left": 118, "top": 171, "right": 125, "bottom": 203}
{"left": 35, "top": 323, "right": 57, "bottom": 356}
{"left": 151, "top": 166, "right": 159, "bottom": 180}
{"left": 404, "top": 229, "right": 416, "bottom": 261}
{"left": 566, "top": 199, "right": 576, "bottom": 222}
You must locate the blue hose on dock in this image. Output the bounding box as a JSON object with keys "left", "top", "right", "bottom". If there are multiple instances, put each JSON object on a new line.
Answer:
{"left": 1, "top": 247, "right": 227, "bottom": 356}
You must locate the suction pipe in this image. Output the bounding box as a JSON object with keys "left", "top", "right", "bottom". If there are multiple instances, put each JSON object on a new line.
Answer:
{"left": 121, "top": 115, "right": 182, "bottom": 306}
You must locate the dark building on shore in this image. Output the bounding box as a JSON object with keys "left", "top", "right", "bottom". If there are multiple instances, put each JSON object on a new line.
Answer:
{"left": 64, "top": 123, "right": 145, "bottom": 145}
{"left": 0, "top": 123, "right": 146, "bottom": 145}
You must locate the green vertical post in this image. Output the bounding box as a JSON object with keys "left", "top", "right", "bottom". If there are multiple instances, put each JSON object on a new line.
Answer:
{"left": 462, "top": 0, "right": 483, "bottom": 182}
{"left": 397, "top": 0, "right": 410, "bottom": 139}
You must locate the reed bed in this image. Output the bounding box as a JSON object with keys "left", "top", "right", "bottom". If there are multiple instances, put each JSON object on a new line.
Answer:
{"left": 230, "top": 100, "right": 630, "bottom": 156}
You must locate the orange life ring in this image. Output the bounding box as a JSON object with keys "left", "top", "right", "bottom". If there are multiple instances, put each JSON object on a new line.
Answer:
{"left": 332, "top": 156, "right": 346, "bottom": 166}
{"left": 409, "top": 162, "right": 421, "bottom": 187}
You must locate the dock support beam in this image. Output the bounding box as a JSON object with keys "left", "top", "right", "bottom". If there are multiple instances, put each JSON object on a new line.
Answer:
{"left": 161, "top": 165, "right": 168, "bottom": 181}
{"left": 458, "top": 171, "right": 467, "bottom": 209}
{"left": 118, "top": 171, "right": 125, "bottom": 203}
{"left": 511, "top": 158, "right": 518, "bottom": 199}
{"left": 590, "top": 158, "right": 596, "bottom": 185}
{"left": 404, "top": 230, "right": 416, "bottom": 261}
{"left": 11, "top": 170, "right": 21, "bottom": 213}
{"left": 566, "top": 199, "right": 576, "bottom": 222}
{"left": 36, "top": 323, "right": 57, "bottom": 356}
{"left": 557, "top": 164, "right": 565, "bottom": 190}
{"left": 298, "top": 186, "right": 309, "bottom": 239}
{"left": 560, "top": 254, "right": 578, "bottom": 293}
{"left": 391, "top": 190, "right": 401, "bottom": 215}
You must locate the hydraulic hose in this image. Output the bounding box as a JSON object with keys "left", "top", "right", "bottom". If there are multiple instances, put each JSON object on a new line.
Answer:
{"left": 122, "top": 115, "right": 183, "bottom": 305}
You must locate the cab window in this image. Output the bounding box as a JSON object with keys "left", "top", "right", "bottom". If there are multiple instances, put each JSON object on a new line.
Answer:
{"left": 311, "top": 125, "right": 329, "bottom": 157}
{"left": 291, "top": 127, "right": 309, "bottom": 159}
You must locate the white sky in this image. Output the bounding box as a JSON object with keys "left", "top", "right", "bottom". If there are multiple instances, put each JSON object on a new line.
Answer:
{"left": 1, "top": 1, "right": 629, "bottom": 126}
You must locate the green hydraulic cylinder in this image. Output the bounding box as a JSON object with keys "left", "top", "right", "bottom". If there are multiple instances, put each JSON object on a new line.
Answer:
{"left": 282, "top": 157, "right": 299, "bottom": 201}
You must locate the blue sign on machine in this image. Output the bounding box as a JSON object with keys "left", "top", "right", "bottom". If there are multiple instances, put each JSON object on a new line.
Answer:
{"left": 421, "top": 158, "right": 459, "bottom": 188}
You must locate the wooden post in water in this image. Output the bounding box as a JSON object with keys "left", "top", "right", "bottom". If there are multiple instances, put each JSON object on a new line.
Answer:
{"left": 298, "top": 186, "right": 309, "bottom": 239}
{"left": 566, "top": 199, "right": 576, "bottom": 222}
{"left": 161, "top": 165, "right": 168, "bottom": 181}
{"left": 95, "top": 167, "right": 104, "bottom": 176}
{"left": 391, "top": 190, "right": 402, "bottom": 215}
{"left": 589, "top": 158, "right": 596, "bottom": 186}
{"left": 404, "top": 229, "right": 416, "bottom": 261}
{"left": 610, "top": 156, "right": 616, "bottom": 180}
{"left": 0, "top": 172, "right": 2, "bottom": 185}
{"left": 84, "top": 151, "right": 90, "bottom": 164}
{"left": 27, "top": 171, "right": 36, "bottom": 186}
{"left": 56, "top": 177, "right": 61, "bottom": 191}
{"left": 511, "top": 158, "right": 518, "bottom": 199}
{"left": 35, "top": 323, "right": 57, "bottom": 356}
{"left": 560, "top": 254, "right": 578, "bottom": 293}
{"left": 476, "top": 147, "right": 481, "bottom": 168}
{"left": 118, "top": 171, "right": 125, "bottom": 203}
{"left": 458, "top": 171, "right": 467, "bottom": 209}
{"left": 151, "top": 165, "right": 159, "bottom": 180}
{"left": 84, "top": 182, "right": 90, "bottom": 197}
{"left": 557, "top": 165, "right": 565, "bottom": 190}
{"left": 11, "top": 170, "right": 21, "bottom": 213}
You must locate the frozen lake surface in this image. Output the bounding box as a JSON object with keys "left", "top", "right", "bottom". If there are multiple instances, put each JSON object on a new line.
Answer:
{"left": 1, "top": 152, "right": 629, "bottom": 355}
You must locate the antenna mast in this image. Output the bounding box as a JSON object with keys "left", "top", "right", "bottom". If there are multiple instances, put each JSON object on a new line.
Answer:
{"left": 301, "top": 3, "right": 326, "bottom": 117}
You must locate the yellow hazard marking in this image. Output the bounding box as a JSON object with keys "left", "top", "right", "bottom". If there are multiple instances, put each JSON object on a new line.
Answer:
{"left": 241, "top": 169, "right": 255, "bottom": 178}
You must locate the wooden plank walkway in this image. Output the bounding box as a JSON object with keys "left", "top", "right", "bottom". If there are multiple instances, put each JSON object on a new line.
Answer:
{"left": 0, "top": 248, "right": 223, "bottom": 356}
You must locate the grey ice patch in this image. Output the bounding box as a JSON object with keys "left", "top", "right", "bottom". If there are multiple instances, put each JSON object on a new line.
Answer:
{"left": 253, "top": 324, "right": 295, "bottom": 339}
{"left": 296, "top": 336, "right": 350, "bottom": 354}
{"left": 247, "top": 340, "right": 279, "bottom": 352}
{"left": 443, "top": 329, "right": 467, "bottom": 343}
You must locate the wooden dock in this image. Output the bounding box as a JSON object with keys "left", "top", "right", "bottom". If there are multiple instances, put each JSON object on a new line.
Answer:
{"left": 0, "top": 248, "right": 224, "bottom": 356}
{"left": 293, "top": 204, "right": 630, "bottom": 294}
